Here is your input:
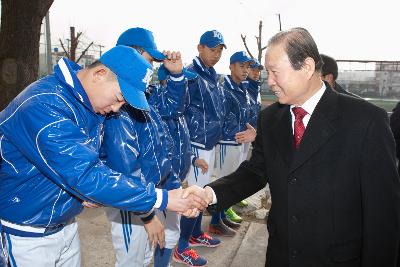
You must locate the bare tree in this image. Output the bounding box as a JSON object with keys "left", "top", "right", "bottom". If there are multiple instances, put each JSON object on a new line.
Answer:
{"left": 59, "top": 27, "right": 93, "bottom": 63}
{"left": 0, "top": 0, "right": 54, "bottom": 110}
{"left": 240, "top": 20, "right": 268, "bottom": 63}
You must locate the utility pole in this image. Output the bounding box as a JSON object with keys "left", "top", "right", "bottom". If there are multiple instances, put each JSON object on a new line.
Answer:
{"left": 276, "top": 13, "right": 282, "bottom": 31}
{"left": 69, "top": 26, "right": 82, "bottom": 62}
{"left": 98, "top": 44, "right": 105, "bottom": 57}
{"left": 45, "top": 11, "right": 52, "bottom": 74}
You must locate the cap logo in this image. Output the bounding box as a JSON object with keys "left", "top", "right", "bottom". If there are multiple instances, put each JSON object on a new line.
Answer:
{"left": 142, "top": 68, "right": 153, "bottom": 87}
{"left": 212, "top": 30, "right": 223, "bottom": 41}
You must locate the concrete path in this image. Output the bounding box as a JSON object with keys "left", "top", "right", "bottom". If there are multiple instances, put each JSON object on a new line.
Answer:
{"left": 78, "top": 208, "right": 268, "bottom": 267}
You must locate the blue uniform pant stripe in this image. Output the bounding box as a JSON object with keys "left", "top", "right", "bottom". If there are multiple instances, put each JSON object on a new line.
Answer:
{"left": 192, "top": 147, "right": 199, "bottom": 181}
{"left": 120, "top": 210, "right": 129, "bottom": 253}
{"left": 127, "top": 212, "right": 132, "bottom": 245}
{"left": 124, "top": 211, "right": 131, "bottom": 249}
{"left": 5, "top": 233, "right": 16, "bottom": 267}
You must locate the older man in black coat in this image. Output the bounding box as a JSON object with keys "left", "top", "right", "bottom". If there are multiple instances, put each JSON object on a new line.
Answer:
{"left": 203, "top": 28, "right": 400, "bottom": 266}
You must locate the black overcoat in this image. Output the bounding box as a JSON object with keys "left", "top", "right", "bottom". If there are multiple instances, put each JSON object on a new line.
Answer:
{"left": 208, "top": 85, "right": 400, "bottom": 267}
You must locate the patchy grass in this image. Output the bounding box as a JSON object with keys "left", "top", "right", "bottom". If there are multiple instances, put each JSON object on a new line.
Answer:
{"left": 363, "top": 98, "right": 398, "bottom": 112}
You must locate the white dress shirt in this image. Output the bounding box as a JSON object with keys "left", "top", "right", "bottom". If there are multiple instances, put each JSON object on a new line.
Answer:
{"left": 290, "top": 82, "right": 326, "bottom": 133}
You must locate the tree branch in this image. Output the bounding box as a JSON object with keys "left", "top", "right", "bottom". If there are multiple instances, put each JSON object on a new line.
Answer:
{"left": 240, "top": 34, "right": 254, "bottom": 59}
{"left": 59, "top": 39, "right": 70, "bottom": 58}
{"left": 76, "top": 42, "right": 93, "bottom": 63}
{"left": 240, "top": 20, "right": 267, "bottom": 62}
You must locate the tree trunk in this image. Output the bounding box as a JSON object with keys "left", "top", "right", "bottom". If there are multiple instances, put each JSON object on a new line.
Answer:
{"left": 0, "top": 0, "right": 54, "bottom": 110}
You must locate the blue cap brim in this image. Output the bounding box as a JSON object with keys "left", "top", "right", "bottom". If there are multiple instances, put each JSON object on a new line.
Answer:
{"left": 243, "top": 59, "right": 254, "bottom": 63}
{"left": 231, "top": 58, "right": 254, "bottom": 65}
{"left": 118, "top": 76, "right": 150, "bottom": 111}
{"left": 146, "top": 48, "right": 166, "bottom": 62}
{"left": 205, "top": 42, "right": 227, "bottom": 49}
{"left": 251, "top": 63, "right": 264, "bottom": 70}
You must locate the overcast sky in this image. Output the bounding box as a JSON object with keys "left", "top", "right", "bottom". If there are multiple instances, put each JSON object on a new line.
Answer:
{"left": 48, "top": 0, "right": 399, "bottom": 73}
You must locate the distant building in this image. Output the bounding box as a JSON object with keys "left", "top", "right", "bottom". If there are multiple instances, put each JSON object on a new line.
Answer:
{"left": 375, "top": 62, "right": 400, "bottom": 98}
{"left": 376, "top": 62, "right": 400, "bottom": 71}
{"left": 336, "top": 60, "right": 400, "bottom": 98}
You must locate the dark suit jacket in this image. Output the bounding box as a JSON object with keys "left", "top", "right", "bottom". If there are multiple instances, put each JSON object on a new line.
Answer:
{"left": 208, "top": 85, "right": 400, "bottom": 267}
{"left": 390, "top": 102, "right": 400, "bottom": 174}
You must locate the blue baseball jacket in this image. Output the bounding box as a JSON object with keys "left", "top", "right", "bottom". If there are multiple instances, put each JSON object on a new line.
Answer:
{"left": 0, "top": 58, "right": 166, "bottom": 230}
{"left": 247, "top": 78, "right": 262, "bottom": 129}
{"left": 185, "top": 57, "right": 225, "bottom": 150}
{"left": 149, "top": 74, "right": 196, "bottom": 180}
{"left": 101, "top": 103, "right": 181, "bottom": 191}
{"left": 220, "top": 75, "right": 251, "bottom": 144}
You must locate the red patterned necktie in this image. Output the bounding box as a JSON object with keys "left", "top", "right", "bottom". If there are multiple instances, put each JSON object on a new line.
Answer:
{"left": 292, "top": 107, "right": 308, "bottom": 149}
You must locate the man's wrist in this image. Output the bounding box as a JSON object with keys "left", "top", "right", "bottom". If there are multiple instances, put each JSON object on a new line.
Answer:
{"left": 204, "top": 186, "right": 217, "bottom": 205}
{"left": 139, "top": 210, "right": 156, "bottom": 223}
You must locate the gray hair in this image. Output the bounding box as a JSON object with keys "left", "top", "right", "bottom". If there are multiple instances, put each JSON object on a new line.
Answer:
{"left": 268, "top": 27, "right": 323, "bottom": 72}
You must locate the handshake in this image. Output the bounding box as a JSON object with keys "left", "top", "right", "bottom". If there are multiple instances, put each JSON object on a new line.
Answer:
{"left": 166, "top": 185, "right": 214, "bottom": 217}
{"left": 82, "top": 185, "right": 215, "bottom": 218}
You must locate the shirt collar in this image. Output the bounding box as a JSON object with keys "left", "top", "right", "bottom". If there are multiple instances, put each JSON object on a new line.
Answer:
{"left": 193, "top": 57, "right": 218, "bottom": 81}
{"left": 193, "top": 56, "right": 208, "bottom": 73}
{"left": 225, "top": 75, "right": 248, "bottom": 92}
{"left": 291, "top": 81, "right": 326, "bottom": 116}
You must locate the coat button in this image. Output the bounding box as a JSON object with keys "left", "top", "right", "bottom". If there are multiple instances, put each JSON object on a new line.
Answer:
{"left": 289, "top": 177, "right": 297, "bottom": 184}
{"left": 291, "top": 250, "right": 297, "bottom": 259}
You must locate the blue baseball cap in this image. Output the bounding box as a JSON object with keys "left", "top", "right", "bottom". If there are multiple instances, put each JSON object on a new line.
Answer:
{"left": 199, "top": 30, "right": 226, "bottom": 48}
{"left": 116, "top": 27, "right": 166, "bottom": 62}
{"left": 230, "top": 51, "right": 254, "bottom": 65}
{"left": 99, "top": 46, "right": 153, "bottom": 111}
{"left": 250, "top": 59, "right": 264, "bottom": 70}
{"left": 157, "top": 64, "right": 198, "bottom": 81}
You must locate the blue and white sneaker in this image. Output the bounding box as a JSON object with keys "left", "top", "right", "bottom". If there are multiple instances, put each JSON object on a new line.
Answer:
{"left": 173, "top": 247, "right": 207, "bottom": 266}
{"left": 189, "top": 232, "right": 221, "bottom": 247}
